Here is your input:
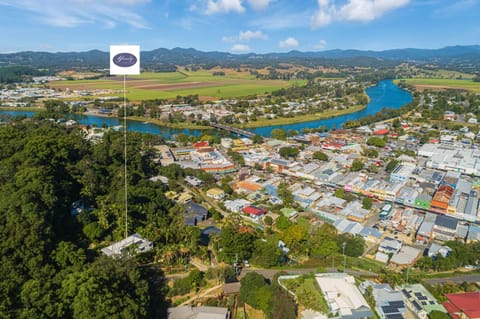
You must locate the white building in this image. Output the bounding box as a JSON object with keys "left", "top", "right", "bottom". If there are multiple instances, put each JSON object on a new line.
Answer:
{"left": 223, "top": 199, "right": 251, "bottom": 213}
{"left": 101, "top": 233, "right": 153, "bottom": 257}
{"left": 418, "top": 144, "right": 480, "bottom": 176}
{"left": 315, "top": 273, "right": 373, "bottom": 319}
{"left": 185, "top": 175, "right": 203, "bottom": 187}
{"left": 390, "top": 163, "right": 416, "bottom": 183}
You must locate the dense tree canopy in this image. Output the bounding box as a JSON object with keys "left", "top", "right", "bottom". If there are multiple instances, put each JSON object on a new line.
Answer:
{"left": 279, "top": 146, "right": 299, "bottom": 159}
{"left": 366, "top": 137, "right": 387, "bottom": 148}
{"left": 312, "top": 151, "right": 328, "bottom": 161}
{"left": 0, "top": 121, "right": 175, "bottom": 318}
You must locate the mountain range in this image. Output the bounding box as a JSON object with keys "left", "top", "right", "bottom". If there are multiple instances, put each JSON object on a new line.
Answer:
{"left": 0, "top": 45, "right": 479, "bottom": 70}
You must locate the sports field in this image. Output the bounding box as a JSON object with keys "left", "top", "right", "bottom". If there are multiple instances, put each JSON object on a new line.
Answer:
{"left": 49, "top": 70, "right": 306, "bottom": 101}
{"left": 396, "top": 78, "right": 480, "bottom": 92}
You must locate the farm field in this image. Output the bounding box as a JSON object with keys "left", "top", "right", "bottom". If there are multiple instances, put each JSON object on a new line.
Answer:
{"left": 396, "top": 78, "right": 480, "bottom": 92}
{"left": 49, "top": 70, "right": 307, "bottom": 101}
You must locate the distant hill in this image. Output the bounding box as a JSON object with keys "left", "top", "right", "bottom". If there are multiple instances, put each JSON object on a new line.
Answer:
{"left": 0, "top": 45, "right": 479, "bottom": 70}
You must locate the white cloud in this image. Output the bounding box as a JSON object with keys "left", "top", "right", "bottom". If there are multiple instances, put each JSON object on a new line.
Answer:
{"left": 230, "top": 44, "right": 251, "bottom": 52}
{"left": 339, "top": 0, "right": 410, "bottom": 22}
{"left": 247, "top": 0, "right": 270, "bottom": 10}
{"left": 315, "top": 39, "right": 328, "bottom": 49}
{"left": 223, "top": 30, "right": 267, "bottom": 42}
{"left": 0, "top": 0, "right": 149, "bottom": 28}
{"left": 312, "top": 0, "right": 410, "bottom": 28}
{"left": 239, "top": 30, "right": 268, "bottom": 41}
{"left": 205, "top": 0, "right": 245, "bottom": 14}
{"left": 312, "top": 9, "right": 334, "bottom": 27}
{"left": 279, "top": 37, "right": 299, "bottom": 49}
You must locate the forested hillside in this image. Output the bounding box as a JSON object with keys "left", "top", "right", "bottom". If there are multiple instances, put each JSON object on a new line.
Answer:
{"left": 0, "top": 122, "right": 172, "bottom": 318}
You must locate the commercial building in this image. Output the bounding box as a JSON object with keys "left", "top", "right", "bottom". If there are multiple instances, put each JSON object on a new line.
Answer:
{"left": 430, "top": 185, "right": 454, "bottom": 214}
{"left": 418, "top": 144, "right": 480, "bottom": 176}
{"left": 390, "top": 163, "right": 416, "bottom": 183}
{"left": 432, "top": 214, "right": 459, "bottom": 242}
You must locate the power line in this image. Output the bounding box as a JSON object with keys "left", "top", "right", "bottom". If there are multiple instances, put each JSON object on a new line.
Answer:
{"left": 123, "top": 74, "right": 128, "bottom": 240}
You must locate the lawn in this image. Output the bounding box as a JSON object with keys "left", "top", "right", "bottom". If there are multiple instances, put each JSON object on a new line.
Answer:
{"left": 396, "top": 78, "right": 480, "bottom": 92}
{"left": 49, "top": 70, "right": 306, "bottom": 101}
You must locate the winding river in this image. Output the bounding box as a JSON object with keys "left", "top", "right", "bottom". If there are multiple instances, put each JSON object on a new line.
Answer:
{"left": 249, "top": 79, "right": 413, "bottom": 136}
{"left": 0, "top": 80, "right": 412, "bottom": 138}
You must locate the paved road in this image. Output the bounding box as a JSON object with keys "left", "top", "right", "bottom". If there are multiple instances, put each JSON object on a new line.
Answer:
{"left": 424, "top": 274, "right": 480, "bottom": 285}
{"left": 240, "top": 267, "right": 378, "bottom": 280}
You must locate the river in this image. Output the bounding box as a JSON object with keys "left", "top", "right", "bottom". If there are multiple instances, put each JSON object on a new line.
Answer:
{"left": 249, "top": 79, "right": 413, "bottom": 136}
{"left": 0, "top": 80, "right": 412, "bottom": 138}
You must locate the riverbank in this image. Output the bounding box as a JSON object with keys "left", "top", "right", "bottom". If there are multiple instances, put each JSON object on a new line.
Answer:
{"left": 237, "top": 104, "right": 367, "bottom": 129}
{"left": 0, "top": 106, "right": 44, "bottom": 112}
{"left": 0, "top": 80, "right": 413, "bottom": 137}
{"left": 84, "top": 103, "right": 369, "bottom": 131}
{"left": 126, "top": 116, "right": 210, "bottom": 130}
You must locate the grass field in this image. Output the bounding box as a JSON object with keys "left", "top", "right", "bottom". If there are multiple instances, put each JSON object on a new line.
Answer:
{"left": 49, "top": 70, "right": 306, "bottom": 101}
{"left": 396, "top": 78, "right": 480, "bottom": 92}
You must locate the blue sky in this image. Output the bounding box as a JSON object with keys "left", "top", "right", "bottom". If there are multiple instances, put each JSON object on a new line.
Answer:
{"left": 0, "top": 0, "right": 479, "bottom": 53}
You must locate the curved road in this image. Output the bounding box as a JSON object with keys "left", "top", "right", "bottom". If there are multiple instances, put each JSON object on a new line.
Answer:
{"left": 424, "top": 273, "right": 480, "bottom": 285}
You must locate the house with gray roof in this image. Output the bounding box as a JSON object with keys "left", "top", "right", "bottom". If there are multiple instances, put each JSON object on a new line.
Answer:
{"left": 378, "top": 237, "right": 402, "bottom": 254}
{"left": 416, "top": 213, "right": 437, "bottom": 244}
{"left": 361, "top": 282, "right": 406, "bottom": 319}
{"left": 428, "top": 242, "right": 452, "bottom": 258}
{"left": 390, "top": 245, "right": 423, "bottom": 268}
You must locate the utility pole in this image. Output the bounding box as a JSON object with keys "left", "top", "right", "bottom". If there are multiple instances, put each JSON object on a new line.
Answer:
{"left": 234, "top": 253, "right": 239, "bottom": 275}
{"left": 342, "top": 242, "right": 347, "bottom": 272}
{"left": 406, "top": 266, "right": 410, "bottom": 285}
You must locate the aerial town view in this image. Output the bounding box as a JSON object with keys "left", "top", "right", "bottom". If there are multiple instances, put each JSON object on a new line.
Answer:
{"left": 1, "top": 1, "right": 480, "bottom": 319}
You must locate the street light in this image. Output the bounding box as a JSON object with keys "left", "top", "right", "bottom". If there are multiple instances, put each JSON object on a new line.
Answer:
{"left": 342, "top": 241, "right": 347, "bottom": 273}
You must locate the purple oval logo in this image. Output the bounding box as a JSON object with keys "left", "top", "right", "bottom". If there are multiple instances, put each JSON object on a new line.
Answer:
{"left": 113, "top": 53, "right": 137, "bottom": 67}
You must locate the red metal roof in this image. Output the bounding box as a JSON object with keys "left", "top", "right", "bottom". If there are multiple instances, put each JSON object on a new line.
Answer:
{"left": 445, "top": 292, "right": 480, "bottom": 319}
{"left": 242, "top": 205, "right": 267, "bottom": 216}
{"left": 193, "top": 141, "right": 209, "bottom": 148}
{"left": 373, "top": 129, "right": 390, "bottom": 135}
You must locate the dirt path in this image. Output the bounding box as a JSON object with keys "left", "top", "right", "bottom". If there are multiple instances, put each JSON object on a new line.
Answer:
{"left": 190, "top": 257, "right": 209, "bottom": 272}
{"left": 179, "top": 284, "right": 223, "bottom": 306}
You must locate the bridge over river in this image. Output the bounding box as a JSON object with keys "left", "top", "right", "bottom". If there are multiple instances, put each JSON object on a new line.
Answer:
{"left": 209, "top": 123, "right": 256, "bottom": 138}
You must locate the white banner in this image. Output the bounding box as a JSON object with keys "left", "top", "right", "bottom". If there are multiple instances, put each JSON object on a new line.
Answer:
{"left": 110, "top": 45, "right": 140, "bottom": 75}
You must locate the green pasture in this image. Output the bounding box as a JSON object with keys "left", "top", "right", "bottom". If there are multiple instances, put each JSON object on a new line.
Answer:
{"left": 396, "top": 78, "right": 480, "bottom": 92}
{"left": 49, "top": 71, "right": 306, "bottom": 100}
